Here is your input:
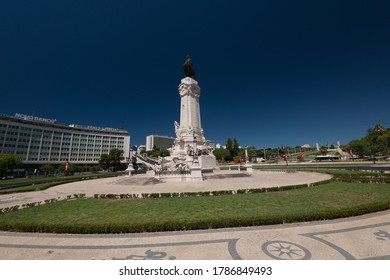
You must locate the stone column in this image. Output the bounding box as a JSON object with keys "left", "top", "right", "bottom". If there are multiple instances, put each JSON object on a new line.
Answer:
{"left": 244, "top": 146, "right": 253, "bottom": 175}
{"left": 178, "top": 77, "right": 203, "bottom": 143}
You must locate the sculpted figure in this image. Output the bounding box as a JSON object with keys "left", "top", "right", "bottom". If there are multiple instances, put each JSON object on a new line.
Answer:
{"left": 183, "top": 55, "right": 196, "bottom": 79}
{"left": 174, "top": 121, "right": 180, "bottom": 137}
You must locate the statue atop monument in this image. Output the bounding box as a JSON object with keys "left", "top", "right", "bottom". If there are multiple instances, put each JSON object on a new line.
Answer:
{"left": 128, "top": 55, "right": 216, "bottom": 182}
{"left": 183, "top": 55, "right": 196, "bottom": 79}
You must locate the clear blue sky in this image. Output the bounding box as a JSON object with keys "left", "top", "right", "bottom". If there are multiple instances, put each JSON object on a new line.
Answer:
{"left": 1, "top": 0, "right": 389, "bottom": 148}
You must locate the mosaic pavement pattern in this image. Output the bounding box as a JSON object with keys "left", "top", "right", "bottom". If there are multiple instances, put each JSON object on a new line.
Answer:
{"left": 1, "top": 210, "right": 389, "bottom": 260}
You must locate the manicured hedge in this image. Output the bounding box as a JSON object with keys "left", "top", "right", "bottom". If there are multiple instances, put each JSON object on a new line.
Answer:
{"left": 91, "top": 183, "right": 316, "bottom": 200}
{"left": 333, "top": 175, "right": 390, "bottom": 184}
{"left": 0, "top": 194, "right": 85, "bottom": 214}
{"left": 0, "top": 172, "right": 124, "bottom": 194}
{"left": 0, "top": 181, "right": 71, "bottom": 195}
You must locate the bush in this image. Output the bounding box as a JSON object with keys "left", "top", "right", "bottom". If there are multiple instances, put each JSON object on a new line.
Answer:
{"left": 332, "top": 173, "right": 390, "bottom": 184}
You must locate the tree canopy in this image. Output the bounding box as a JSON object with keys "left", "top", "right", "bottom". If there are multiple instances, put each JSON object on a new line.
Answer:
{"left": 344, "top": 124, "right": 390, "bottom": 157}
{"left": 146, "top": 147, "right": 170, "bottom": 158}
{"left": 213, "top": 148, "right": 231, "bottom": 162}
{"left": 226, "top": 138, "right": 239, "bottom": 157}
{"left": 0, "top": 154, "right": 22, "bottom": 178}
{"left": 98, "top": 149, "right": 124, "bottom": 171}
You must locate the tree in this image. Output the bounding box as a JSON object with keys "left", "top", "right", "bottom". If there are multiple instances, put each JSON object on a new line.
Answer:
{"left": 40, "top": 164, "right": 54, "bottom": 176}
{"left": 99, "top": 149, "right": 124, "bottom": 171}
{"left": 149, "top": 148, "right": 170, "bottom": 158}
{"left": 248, "top": 149, "right": 257, "bottom": 160}
{"left": 365, "top": 124, "right": 388, "bottom": 155}
{"left": 233, "top": 139, "right": 239, "bottom": 155}
{"left": 213, "top": 148, "right": 231, "bottom": 162}
{"left": 345, "top": 139, "right": 370, "bottom": 158}
{"left": 99, "top": 154, "right": 111, "bottom": 171}
{"left": 378, "top": 131, "right": 390, "bottom": 156}
{"left": 109, "top": 149, "right": 124, "bottom": 172}
{"left": 343, "top": 124, "right": 390, "bottom": 158}
{"left": 226, "top": 138, "right": 233, "bottom": 152}
{"left": 368, "top": 124, "right": 386, "bottom": 136}
{"left": 226, "top": 138, "right": 239, "bottom": 157}
{"left": 0, "top": 154, "right": 22, "bottom": 178}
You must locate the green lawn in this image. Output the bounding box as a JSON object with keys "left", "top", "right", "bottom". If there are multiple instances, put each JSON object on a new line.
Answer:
{"left": 0, "top": 181, "right": 69, "bottom": 194}
{"left": 0, "top": 172, "right": 124, "bottom": 194}
{"left": 1, "top": 181, "right": 389, "bottom": 233}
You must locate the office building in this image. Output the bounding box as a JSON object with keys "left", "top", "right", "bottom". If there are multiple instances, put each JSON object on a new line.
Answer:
{"left": 0, "top": 113, "right": 130, "bottom": 165}
{"left": 145, "top": 135, "right": 175, "bottom": 151}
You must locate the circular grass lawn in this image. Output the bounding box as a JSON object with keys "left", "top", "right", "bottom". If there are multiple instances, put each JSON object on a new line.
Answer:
{"left": 0, "top": 181, "right": 389, "bottom": 234}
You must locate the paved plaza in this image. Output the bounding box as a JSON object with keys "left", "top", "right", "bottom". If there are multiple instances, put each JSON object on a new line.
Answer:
{"left": 1, "top": 170, "right": 390, "bottom": 260}
{"left": 0, "top": 170, "right": 331, "bottom": 209}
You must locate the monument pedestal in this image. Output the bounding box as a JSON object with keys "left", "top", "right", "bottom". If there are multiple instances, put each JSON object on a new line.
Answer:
{"left": 244, "top": 163, "right": 253, "bottom": 175}
{"left": 125, "top": 164, "right": 134, "bottom": 177}
{"left": 130, "top": 57, "right": 224, "bottom": 183}
{"left": 151, "top": 58, "right": 220, "bottom": 182}
{"left": 190, "top": 163, "right": 203, "bottom": 182}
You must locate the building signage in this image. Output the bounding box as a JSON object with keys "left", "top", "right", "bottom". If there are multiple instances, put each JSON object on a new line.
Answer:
{"left": 69, "top": 124, "right": 125, "bottom": 132}
{"left": 15, "top": 113, "right": 57, "bottom": 124}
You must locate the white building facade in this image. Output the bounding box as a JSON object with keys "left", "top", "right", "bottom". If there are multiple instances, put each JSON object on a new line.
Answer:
{"left": 0, "top": 113, "right": 130, "bottom": 164}
{"left": 146, "top": 135, "right": 175, "bottom": 151}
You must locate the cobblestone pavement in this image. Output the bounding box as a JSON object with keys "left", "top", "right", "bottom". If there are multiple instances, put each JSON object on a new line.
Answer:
{"left": 1, "top": 171, "right": 389, "bottom": 260}
{"left": 1, "top": 210, "right": 389, "bottom": 260}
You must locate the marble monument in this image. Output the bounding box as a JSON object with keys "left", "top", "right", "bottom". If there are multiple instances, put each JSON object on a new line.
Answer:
{"left": 154, "top": 56, "right": 217, "bottom": 181}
